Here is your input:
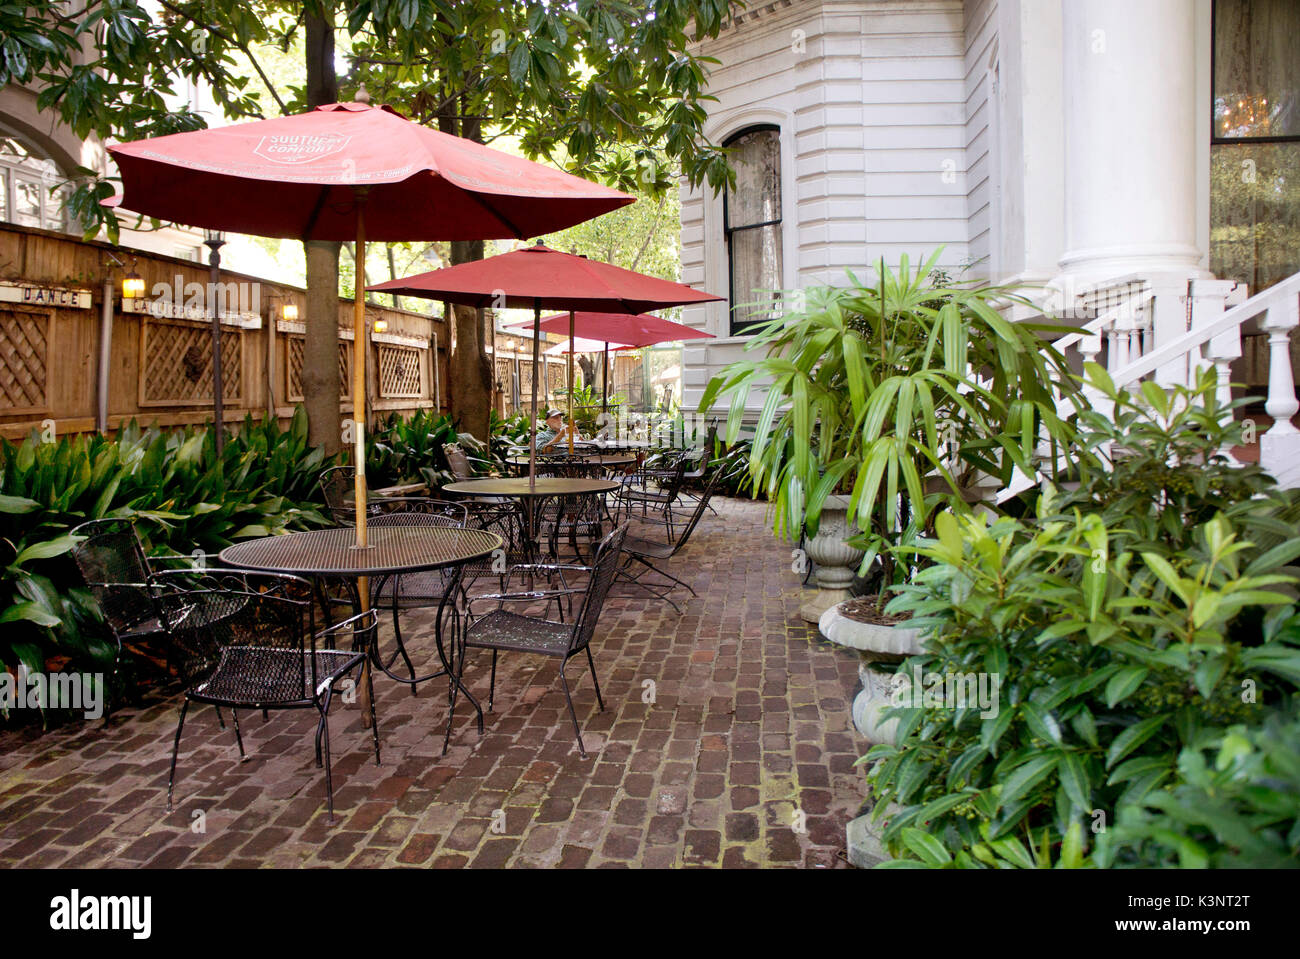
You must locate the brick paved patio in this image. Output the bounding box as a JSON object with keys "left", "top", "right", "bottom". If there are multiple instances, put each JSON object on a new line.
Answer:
{"left": 0, "top": 497, "right": 865, "bottom": 868}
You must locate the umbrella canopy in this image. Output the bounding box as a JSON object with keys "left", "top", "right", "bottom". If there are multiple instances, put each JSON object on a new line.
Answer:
{"left": 369, "top": 244, "right": 721, "bottom": 475}
{"left": 107, "top": 102, "right": 632, "bottom": 240}
{"left": 368, "top": 243, "right": 722, "bottom": 313}
{"left": 512, "top": 311, "right": 714, "bottom": 412}
{"left": 521, "top": 310, "right": 715, "bottom": 348}
{"left": 542, "top": 335, "right": 633, "bottom": 355}
{"left": 105, "top": 102, "right": 634, "bottom": 727}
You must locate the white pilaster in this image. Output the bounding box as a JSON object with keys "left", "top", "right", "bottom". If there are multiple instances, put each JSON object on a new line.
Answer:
{"left": 1058, "top": 0, "right": 1204, "bottom": 285}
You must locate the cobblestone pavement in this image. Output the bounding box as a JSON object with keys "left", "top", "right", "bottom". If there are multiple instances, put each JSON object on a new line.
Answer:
{"left": 0, "top": 497, "right": 866, "bottom": 868}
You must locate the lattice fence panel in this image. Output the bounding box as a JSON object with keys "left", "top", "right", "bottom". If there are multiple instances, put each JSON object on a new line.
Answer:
{"left": 518, "top": 357, "right": 535, "bottom": 401}
{"left": 0, "top": 308, "right": 50, "bottom": 414}
{"left": 377, "top": 343, "right": 423, "bottom": 398}
{"left": 547, "top": 358, "right": 567, "bottom": 397}
{"left": 494, "top": 357, "right": 514, "bottom": 412}
{"left": 287, "top": 337, "right": 350, "bottom": 402}
{"left": 141, "top": 319, "right": 242, "bottom": 406}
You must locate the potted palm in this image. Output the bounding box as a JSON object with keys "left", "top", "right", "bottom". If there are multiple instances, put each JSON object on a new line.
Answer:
{"left": 700, "top": 252, "right": 1077, "bottom": 625}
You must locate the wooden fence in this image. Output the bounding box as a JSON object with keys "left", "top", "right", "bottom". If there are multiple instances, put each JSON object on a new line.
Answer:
{"left": 0, "top": 222, "right": 449, "bottom": 441}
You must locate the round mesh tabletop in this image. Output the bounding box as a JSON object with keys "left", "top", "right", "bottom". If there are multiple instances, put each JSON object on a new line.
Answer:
{"left": 443, "top": 478, "right": 619, "bottom": 498}
{"left": 218, "top": 526, "right": 502, "bottom": 577}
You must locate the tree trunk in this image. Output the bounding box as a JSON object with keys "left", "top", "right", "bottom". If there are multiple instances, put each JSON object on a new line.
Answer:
{"left": 577, "top": 355, "right": 595, "bottom": 388}
{"left": 303, "top": 241, "right": 341, "bottom": 453}
{"left": 439, "top": 100, "right": 492, "bottom": 442}
{"left": 447, "top": 240, "right": 492, "bottom": 442}
{"left": 302, "top": 7, "right": 342, "bottom": 454}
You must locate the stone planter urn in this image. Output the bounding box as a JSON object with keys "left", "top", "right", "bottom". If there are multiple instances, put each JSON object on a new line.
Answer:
{"left": 818, "top": 599, "right": 925, "bottom": 746}
{"left": 798, "top": 494, "right": 867, "bottom": 623}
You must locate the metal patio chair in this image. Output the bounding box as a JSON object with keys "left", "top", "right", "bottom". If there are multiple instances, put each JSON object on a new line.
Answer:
{"left": 318, "top": 465, "right": 378, "bottom": 527}
{"left": 70, "top": 517, "right": 216, "bottom": 712}
{"left": 460, "top": 523, "right": 628, "bottom": 757}
{"left": 613, "top": 452, "right": 690, "bottom": 541}
{"left": 676, "top": 421, "right": 720, "bottom": 518}
{"left": 150, "top": 568, "right": 379, "bottom": 822}
{"left": 616, "top": 473, "right": 720, "bottom": 613}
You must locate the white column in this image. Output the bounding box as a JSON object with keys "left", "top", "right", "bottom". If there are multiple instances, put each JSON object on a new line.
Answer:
{"left": 1059, "top": 0, "right": 1204, "bottom": 284}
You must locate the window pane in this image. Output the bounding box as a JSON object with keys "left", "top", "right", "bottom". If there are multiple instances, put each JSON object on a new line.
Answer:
{"left": 730, "top": 224, "right": 783, "bottom": 334}
{"left": 726, "top": 129, "right": 781, "bottom": 228}
{"left": 1214, "top": 0, "right": 1300, "bottom": 139}
{"left": 1210, "top": 141, "right": 1300, "bottom": 291}
{"left": 0, "top": 170, "right": 7, "bottom": 221}
{"left": 14, "top": 177, "right": 41, "bottom": 226}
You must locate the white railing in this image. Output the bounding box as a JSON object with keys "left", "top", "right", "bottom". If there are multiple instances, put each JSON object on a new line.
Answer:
{"left": 998, "top": 269, "right": 1300, "bottom": 499}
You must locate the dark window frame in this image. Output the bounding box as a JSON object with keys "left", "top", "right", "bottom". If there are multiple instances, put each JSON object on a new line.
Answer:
{"left": 722, "top": 124, "right": 783, "bottom": 336}
{"left": 1208, "top": 0, "right": 1300, "bottom": 293}
{"left": 1209, "top": 0, "right": 1300, "bottom": 147}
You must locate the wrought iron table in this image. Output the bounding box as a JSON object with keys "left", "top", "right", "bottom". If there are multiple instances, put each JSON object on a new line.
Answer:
{"left": 506, "top": 453, "right": 636, "bottom": 477}
{"left": 220, "top": 525, "right": 502, "bottom": 751}
{"left": 443, "top": 477, "right": 619, "bottom": 562}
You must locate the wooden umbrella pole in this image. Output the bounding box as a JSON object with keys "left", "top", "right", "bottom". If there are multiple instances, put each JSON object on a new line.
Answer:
{"left": 353, "top": 194, "right": 370, "bottom": 550}
{"left": 602, "top": 343, "right": 609, "bottom": 413}
{"left": 529, "top": 298, "right": 540, "bottom": 490}
{"left": 567, "top": 310, "right": 576, "bottom": 454}
{"left": 354, "top": 192, "right": 373, "bottom": 728}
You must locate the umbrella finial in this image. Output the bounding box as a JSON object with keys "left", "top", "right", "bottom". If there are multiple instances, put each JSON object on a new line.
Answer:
{"left": 354, "top": 82, "right": 371, "bottom": 105}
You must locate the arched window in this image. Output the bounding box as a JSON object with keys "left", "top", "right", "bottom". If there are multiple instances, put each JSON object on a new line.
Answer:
{"left": 723, "top": 125, "right": 783, "bottom": 335}
{"left": 0, "top": 134, "right": 70, "bottom": 233}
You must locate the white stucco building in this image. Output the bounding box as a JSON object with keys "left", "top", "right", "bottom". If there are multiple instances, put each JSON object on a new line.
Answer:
{"left": 680, "top": 0, "right": 1300, "bottom": 460}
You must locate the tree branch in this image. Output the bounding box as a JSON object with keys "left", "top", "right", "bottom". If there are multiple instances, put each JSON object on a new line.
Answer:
{"left": 155, "top": 0, "right": 290, "bottom": 115}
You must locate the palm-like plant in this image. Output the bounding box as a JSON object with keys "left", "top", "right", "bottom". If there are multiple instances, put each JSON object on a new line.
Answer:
{"left": 700, "top": 251, "right": 1079, "bottom": 598}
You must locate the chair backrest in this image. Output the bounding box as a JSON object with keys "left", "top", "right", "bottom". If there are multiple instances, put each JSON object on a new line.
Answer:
{"left": 669, "top": 472, "right": 721, "bottom": 558}
{"left": 369, "top": 498, "right": 467, "bottom": 527}
{"left": 463, "top": 500, "right": 524, "bottom": 564}
{"left": 444, "top": 444, "right": 474, "bottom": 481}
{"left": 569, "top": 523, "right": 629, "bottom": 654}
{"left": 150, "top": 569, "right": 317, "bottom": 698}
{"left": 660, "top": 452, "right": 691, "bottom": 495}
{"left": 70, "top": 518, "right": 155, "bottom": 638}
{"left": 318, "top": 465, "right": 358, "bottom": 525}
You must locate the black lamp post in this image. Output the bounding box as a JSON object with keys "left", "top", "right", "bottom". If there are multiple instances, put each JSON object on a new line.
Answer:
{"left": 203, "top": 228, "right": 226, "bottom": 457}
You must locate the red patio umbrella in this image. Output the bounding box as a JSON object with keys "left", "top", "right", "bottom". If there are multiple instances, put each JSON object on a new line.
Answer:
{"left": 514, "top": 310, "right": 715, "bottom": 412}
{"left": 106, "top": 100, "right": 633, "bottom": 553}
{"left": 369, "top": 244, "right": 721, "bottom": 474}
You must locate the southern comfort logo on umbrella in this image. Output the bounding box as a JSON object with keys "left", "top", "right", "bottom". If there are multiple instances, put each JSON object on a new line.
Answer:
{"left": 253, "top": 133, "right": 353, "bottom": 164}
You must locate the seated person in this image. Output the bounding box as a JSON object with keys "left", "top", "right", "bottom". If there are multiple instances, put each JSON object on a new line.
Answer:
{"left": 535, "top": 409, "right": 580, "bottom": 452}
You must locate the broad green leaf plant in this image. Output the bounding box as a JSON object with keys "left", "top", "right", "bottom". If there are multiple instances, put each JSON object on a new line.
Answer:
{"left": 865, "top": 374, "right": 1300, "bottom": 867}
{"left": 699, "top": 251, "right": 1078, "bottom": 597}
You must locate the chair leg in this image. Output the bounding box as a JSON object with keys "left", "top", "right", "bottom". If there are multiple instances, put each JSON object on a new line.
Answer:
{"left": 637, "top": 554, "right": 696, "bottom": 596}
{"left": 442, "top": 672, "right": 459, "bottom": 756}
{"left": 585, "top": 647, "right": 604, "bottom": 712}
{"left": 391, "top": 590, "right": 418, "bottom": 696}
{"left": 558, "top": 663, "right": 586, "bottom": 758}
{"left": 365, "top": 664, "right": 381, "bottom": 766}
{"left": 167, "top": 698, "right": 190, "bottom": 811}
{"left": 231, "top": 709, "right": 246, "bottom": 759}
{"left": 319, "top": 694, "right": 336, "bottom": 824}
{"left": 488, "top": 649, "right": 498, "bottom": 711}
{"left": 214, "top": 705, "right": 226, "bottom": 729}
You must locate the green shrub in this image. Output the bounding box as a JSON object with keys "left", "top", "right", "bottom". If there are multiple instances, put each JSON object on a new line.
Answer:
{"left": 0, "top": 407, "right": 336, "bottom": 708}
{"left": 865, "top": 373, "right": 1300, "bottom": 868}
{"left": 367, "top": 407, "right": 459, "bottom": 488}
{"left": 1095, "top": 699, "right": 1300, "bottom": 869}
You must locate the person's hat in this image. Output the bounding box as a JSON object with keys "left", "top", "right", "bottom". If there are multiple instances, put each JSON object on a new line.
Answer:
{"left": 545, "top": 408, "right": 563, "bottom": 419}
